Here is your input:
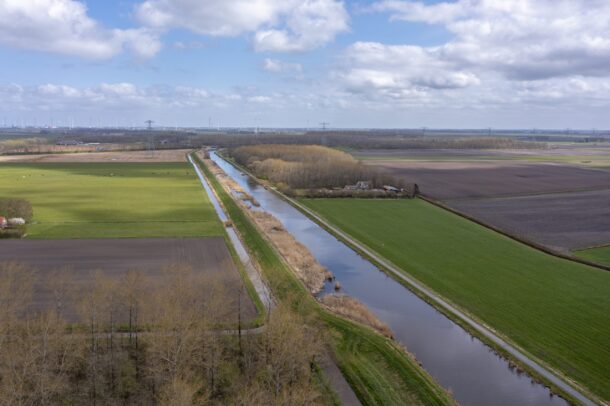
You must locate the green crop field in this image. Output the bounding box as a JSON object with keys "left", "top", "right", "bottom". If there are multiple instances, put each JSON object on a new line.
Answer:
{"left": 301, "top": 198, "right": 610, "bottom": 402}
{"left": 574, "top": 246, "right": 610, "bottom": 267}
{"left": 0, "top": 162, "right": 223, "bottom": 238}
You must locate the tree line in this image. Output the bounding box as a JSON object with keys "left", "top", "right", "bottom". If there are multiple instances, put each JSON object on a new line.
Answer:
{"left": 229, "top": 144, "right": 410, "bottom": 193}
{"left": 0, "top": 129, "right": 544, "bottom": 155}
{"left": 0, "top": 262, "right": 327, "bottom": 405}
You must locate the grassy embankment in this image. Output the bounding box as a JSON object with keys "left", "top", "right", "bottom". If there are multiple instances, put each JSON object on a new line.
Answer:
{"left": 574, "top": 246, "right": 610, "bottom": 267}
{"left": 193, "top": 154, "right": 455, "bottom": 406}
{"left": 0, "top": 162, "right": 223, "bottom": 238}
{"left": 301, "top": 198, "right": 610, "bottom": 403}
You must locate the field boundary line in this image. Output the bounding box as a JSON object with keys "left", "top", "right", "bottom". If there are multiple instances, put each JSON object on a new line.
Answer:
{"left": 573, "top": 243, "right": 610, "bottom": 252}
{"left": 439, "top": 185, "right": 610, "bottom": 202}
{"left": 215, "top": 152, "right": 600, "bottom": 406}
{"left": 419, "top": 195, "right": 610, "bottom": 272}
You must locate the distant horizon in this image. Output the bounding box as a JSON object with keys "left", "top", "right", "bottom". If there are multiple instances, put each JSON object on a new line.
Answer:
{"left": 2, "top": 125, "right": 609, "bottom": 134}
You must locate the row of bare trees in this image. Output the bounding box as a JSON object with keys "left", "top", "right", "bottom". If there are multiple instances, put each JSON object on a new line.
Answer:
{"left": 229, "top": 144, "right": 408, "bottom": 190}
{"left": 202, "top": 132, "right": 543, "bottom": 150}
{"left": 0, "top": 262, "right": 326, "bottom": 405}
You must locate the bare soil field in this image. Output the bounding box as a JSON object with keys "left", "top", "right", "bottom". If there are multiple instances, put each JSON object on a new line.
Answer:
{"left": 354, "top": 146, "right": 610, "bottom": 159}
{"left": 361, "top": 150, "right": 610, "bottom": 253}
{"left": 0, "top": 237, "right": 256, "bottom": 322}
{"left": 0, "top": 149, "right": 190, "bottom": 163}
{"left": 370, "top": 160, "right": 610, "bottom": 200}
{"left": 451, "top": 189, "right": 610, "bottom": 251}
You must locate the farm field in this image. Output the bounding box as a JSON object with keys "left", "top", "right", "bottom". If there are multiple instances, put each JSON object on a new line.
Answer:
{"left": 301, "top": 198, "right": 610, "bottom": 402}
{"left": 353, "top": 146, "right": 610, "bottom": 167}
{"left": 0, "top": 149, "right": 191, "bottom": 163}
{"left": 575, "top": 246, "right": 610, "bottom": 267}
{"left": 357, "top": 149, "right": 610, "bottom": 255}
{"left": 0, "top": 237, "right": 255, "bottom": 322}
{"left": 365, "top": 159, "right": 610, "bottom": 200}
{"left": 450, "top": 189, "right": 610, "bottom": 251}
{"left": 0, "top": 162, "right": 223, "bottom": 238}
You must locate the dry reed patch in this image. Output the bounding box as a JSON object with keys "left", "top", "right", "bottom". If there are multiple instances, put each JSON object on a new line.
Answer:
{"left": 199, "top": 151, "right": 330, "bottom": 293}
{"left": 201, "top": 156, "right": 245, "bottom": 193}
{"left": 249, "top": 210, "right": 330, "bottom": 294}
{"left": 320, "top": 294, "right": 394, "bottom": 339}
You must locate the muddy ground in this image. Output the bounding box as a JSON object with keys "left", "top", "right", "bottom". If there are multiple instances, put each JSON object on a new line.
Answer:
{"left": 369, "top": 160, "right": 610, "bottom": 200}
{"left": 451, "top": 190, "right": 610, "bottom": 251}
{"left": 353, "top": 146, "right": 610, "bottom": 159}
{"left": 0, "top": 237, "right": 256, "bottom": 322}
{"left": 0, "top": 149, "right": 190, "bottom": 163}
{"left": 362, "top": 151, "right": 610, "bottom": 252}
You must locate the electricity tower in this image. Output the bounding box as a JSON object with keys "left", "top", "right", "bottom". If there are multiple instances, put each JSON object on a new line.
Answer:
{"left": 145, "top": 120, "right": 155, "bottom": 157}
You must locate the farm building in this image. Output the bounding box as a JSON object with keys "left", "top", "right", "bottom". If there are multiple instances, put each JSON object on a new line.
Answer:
{"left": 346, "top": 181, "right": 372, "bottom": 191}
{"left": 0, "top": 216, "right": 6, "bottom": 229}
{"left": 7, "top": 217, "right": 26, "bottom": 226}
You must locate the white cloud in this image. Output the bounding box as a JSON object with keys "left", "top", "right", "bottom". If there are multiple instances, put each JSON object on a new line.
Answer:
{"left": 0, "top": 82, "right": 279, "bottom": 114}
{"left": 261, "top": 58, "right": 302, "bottom": 74}
{"left": 373, "top": 0, "right": 610, "bottom": 80}
{"left": 253, "top": 0, "right": 349, "bottom": 52}
{"left": 339, "top": 42, "right": 480, "bottom": 94}
{"left": 0, "top": 0, "right": 161, "bottom": 59}
{"left": 333, "top": 0, "right": 610, "bottom": 111}
{"left": 135, "top": 0, "right": 348, "bottom": 52}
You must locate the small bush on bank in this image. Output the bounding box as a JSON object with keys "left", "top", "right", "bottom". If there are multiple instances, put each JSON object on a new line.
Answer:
{"left": 0, "top": 199, "right": 33, "bottom": 222}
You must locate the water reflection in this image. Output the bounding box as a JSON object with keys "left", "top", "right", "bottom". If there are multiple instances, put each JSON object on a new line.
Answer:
{"left": 211, "top": 152, "right": 568, "bottom": 406}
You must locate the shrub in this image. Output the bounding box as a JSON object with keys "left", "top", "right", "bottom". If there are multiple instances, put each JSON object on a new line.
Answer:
{"left": 0, "top": 199, "right": 33, "bottom": 222}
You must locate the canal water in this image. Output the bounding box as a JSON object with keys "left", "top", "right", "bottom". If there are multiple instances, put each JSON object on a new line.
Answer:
{"left": 210, "top": 152, "right": 569, "bottom": 406}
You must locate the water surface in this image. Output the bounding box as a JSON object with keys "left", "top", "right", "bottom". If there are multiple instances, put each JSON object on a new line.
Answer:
{"left": 211, "top": 152, "right": 568, "bottom": 406}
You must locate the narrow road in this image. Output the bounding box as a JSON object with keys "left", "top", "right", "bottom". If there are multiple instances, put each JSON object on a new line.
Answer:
{"left": 189, "top": 154, "right": 273, "bottom": 310}
{"left": 276, "top": 189, "right": 598, "bottom": 406}
{"left": 188, "top": 154, "right": 361, "bottom": 406}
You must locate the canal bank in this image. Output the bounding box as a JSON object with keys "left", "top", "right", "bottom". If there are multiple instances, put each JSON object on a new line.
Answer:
{"left": 209, "top": 150, "right": 593, "bottom": 406}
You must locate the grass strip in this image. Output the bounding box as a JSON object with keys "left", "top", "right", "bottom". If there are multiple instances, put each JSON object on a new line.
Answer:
{"left": 192, "top": 153, "right": 456, "bottom": 406}
{"left": 300, "top": 198, "right": 610, "bottom": 403}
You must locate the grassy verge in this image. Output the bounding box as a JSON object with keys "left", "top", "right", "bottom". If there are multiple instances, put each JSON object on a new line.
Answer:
{"left": 192, "top": 153, "right": 456, "bottom": 406}
{"left": 218, "top": 154, "right": 586, "bottom": 404}
{"left": 300, "top": 198, "right": 610, "bottom": 403}
{"left": 574, "top": 246, "right": 610, "bottom": 267}
{"left": 0, "top": 162, "right": 223, "bottom": 238}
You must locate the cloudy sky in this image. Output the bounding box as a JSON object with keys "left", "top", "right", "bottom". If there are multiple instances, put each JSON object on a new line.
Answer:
{"left": 1, "top": 0, "right": 609, "bottom": 129}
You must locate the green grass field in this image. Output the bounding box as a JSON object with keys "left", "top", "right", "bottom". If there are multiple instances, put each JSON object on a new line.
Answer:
{"left": 194, "top": 154, "right": 455, "bottom": 406}
{"left": 0, "top": 162, "right": 223, "bottom": 238}
{"left": 301, "top": 198, "right": 610, "bottom": 402}
{"left": 574, "top": 246, "right": 610, "bottom": 267}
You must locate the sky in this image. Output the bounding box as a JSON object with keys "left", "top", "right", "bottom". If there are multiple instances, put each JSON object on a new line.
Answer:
{"left": 0, "top": 0, "right": 609, "bottom": 129}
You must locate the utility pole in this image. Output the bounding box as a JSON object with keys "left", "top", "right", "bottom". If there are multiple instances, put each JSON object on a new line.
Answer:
{"left": 319, "top": 122, "right": 330, "bottom": 131}
{"left": 145, "top": 120, "right": 155, "bottom": 157}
